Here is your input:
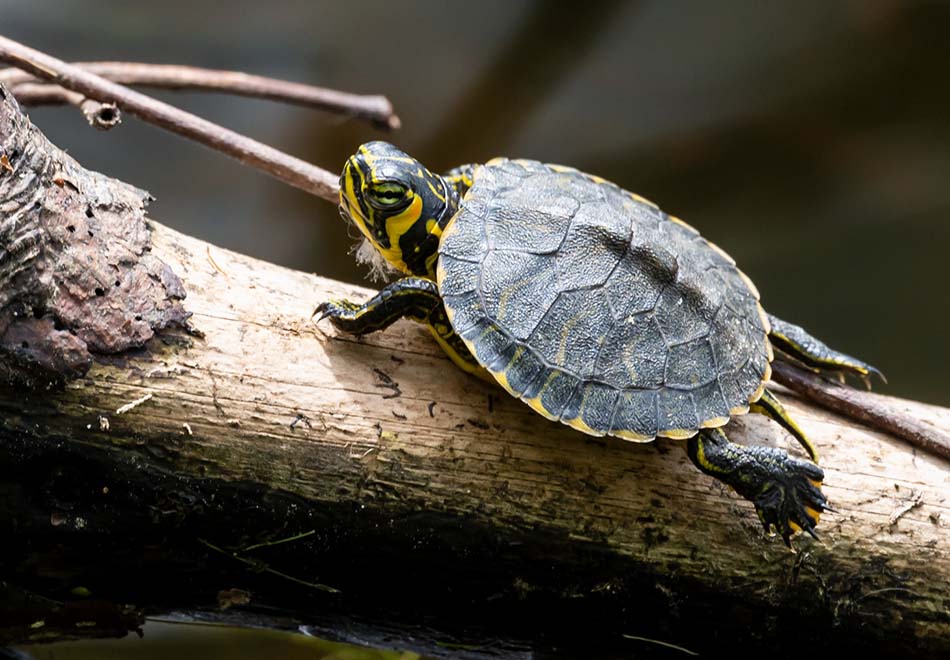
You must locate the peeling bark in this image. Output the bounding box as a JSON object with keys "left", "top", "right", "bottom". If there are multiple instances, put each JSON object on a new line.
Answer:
{"left": 0, "top": 84, "right": 188, "bottom": 387}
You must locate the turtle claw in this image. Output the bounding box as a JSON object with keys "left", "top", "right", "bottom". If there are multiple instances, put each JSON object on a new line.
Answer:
{"left": 751, "top": 457, "right": 828, "bottom": 547}
{"left": 312, "top": 301, "right": 332, "bottom": 321}
{"left": 688, "top": 430, "right": 830, "bottom": 547}
{"left": 312, "top": 299, "right": 364, "bottom": 331}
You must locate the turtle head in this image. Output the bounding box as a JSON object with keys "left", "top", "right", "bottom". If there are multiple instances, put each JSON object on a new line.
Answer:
{"left": 340, "top": 141, "right": 456, "bottom": 278}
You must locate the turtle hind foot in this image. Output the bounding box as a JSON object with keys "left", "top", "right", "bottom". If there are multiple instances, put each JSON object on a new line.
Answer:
{"left": 687, "top": 428, "right": 829, "bottom": 547}
{"left": 766, "top": 313, "right": 885, "bottom": 389}
{"left": 751, "top": 457, "right": 828, "bottom": 547}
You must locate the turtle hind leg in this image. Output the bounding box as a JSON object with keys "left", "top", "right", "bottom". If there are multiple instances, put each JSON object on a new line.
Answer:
{"left": 751, "top": 388, "right": 819, "bottom": 463}
{"left": 687, "top": 428, "right": 828, "bottom": 546}
{"left": 767, "top": 314, "right": 884, "bottom": 387}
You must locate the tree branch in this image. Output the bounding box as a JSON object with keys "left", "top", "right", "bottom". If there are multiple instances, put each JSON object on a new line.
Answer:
{"left": 0, "top": 35, "right": 341, "bottom": 202}
{"left": 1, "top": 61, "right": 400, "bottom": 130}
{"left": 772, "top": 361, "right": 950, "bottom": 461}
{"left": 7, "top": 81, "right": 121, "bottom": 129}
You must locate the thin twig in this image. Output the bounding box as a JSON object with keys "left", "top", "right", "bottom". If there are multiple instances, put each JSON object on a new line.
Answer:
{"left": 115, "top": 392, "right": 154, "bottom": 415}
{"left": 1, "top": 61, "right": 400, "bottom": 130}
{"left": 198, "top": 538, "right": 340, "bottom": 594}
{"left": 771, "top": 361, "right": 950, "bottom": 461}
{"left": 11, "top": 81, "right": 121, "bottom": 129}
{"left": 0, "top": 36, "right": 340, "bottom": 202}
{"left": 621, "top": 634, "right": 699, "bottom": 656}
{"left": 240, "top": 529, "right": 316, "bottom": 553}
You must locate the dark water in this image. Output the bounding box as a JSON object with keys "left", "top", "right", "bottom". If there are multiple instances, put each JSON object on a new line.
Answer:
{"left": 17, "top": 620, "right": 427, "bottom": 660}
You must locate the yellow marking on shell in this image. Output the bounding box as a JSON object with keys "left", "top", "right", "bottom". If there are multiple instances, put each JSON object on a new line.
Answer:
{"left": 436, "top": 257, "right": 449, "bottom": 291}
{"left": 698, "top": 415, "right": 730, "bottom": 429}
{"left": 749, "top": 365, "right": 771, "bottom": 403}
{"left": 520, "top": 371, "right": 562, "bottom": 421}
{"left": 489, "top": 346, "right": 524, "bottom": 397}
{"left": 565, "top": 415, "right": 605, "bottom": 437}
{"left": 496, "top": 276, "right": 535, "bottom": 324}
{"left": 427, "top": 324, "right": 484, "bottom": 378}
{"left": 627, "top": 191, "right": 658, "bottom": 208}
{"left": 705, "top": 240, "right": 736, "bottom": 266}
{"left": 546, "top": 164, "right": 577, "bottom": 175}
{"left": 737, "top": 269, "right": 761, "bottom": 300}
{"left": 657, "top": 427, "right": 699, "bottom": 440}
{"left": 555, "top": 313, "right": 584, "bottom": 364}
{"left": 560, "top": 386, "right": 604, "bottom": 437}
{"left": 524, "top": 394, "right": 559, "bottom": 421}
{"left": 612, "top": 428, "right": 655, "bottom": 443}
{"left": 756, "top": 301, "right": 772, "bottom": 334}
{"left": 485, "top": 157, "right": 508, "bottom": 167}
{"left": 668, "top": 215, "right": 700, "bottom": 235}
{"left": 729, "top": 403, "right": 751, "bottom": 416}
{"left": 493, "top": 369, "right": 515, "bottom": 396}
{"left": 438, "top": 214, "right": 460, "bottom": 249}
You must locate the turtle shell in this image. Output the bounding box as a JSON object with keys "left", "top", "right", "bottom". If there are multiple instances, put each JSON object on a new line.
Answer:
{"left": 436, "top": 158, "right": 772, "bottom": 441}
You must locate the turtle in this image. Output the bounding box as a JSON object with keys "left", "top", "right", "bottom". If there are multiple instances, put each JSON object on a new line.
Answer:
{"left": 316, "top": 141, "right": 881, "bottom": 545}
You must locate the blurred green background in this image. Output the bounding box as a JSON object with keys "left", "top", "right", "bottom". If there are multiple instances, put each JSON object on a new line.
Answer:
{"left": 4, "top": 0, "right": 948, "bottom": 407}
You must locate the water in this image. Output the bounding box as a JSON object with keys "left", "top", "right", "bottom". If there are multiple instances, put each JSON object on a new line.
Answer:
{"left": 16, "top": 620, "right": 426, "bottom": 660}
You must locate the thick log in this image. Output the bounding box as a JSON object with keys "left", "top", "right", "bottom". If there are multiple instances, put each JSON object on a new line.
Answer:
{"left": 0, "top": 83, "right": 948, "bottom": 659}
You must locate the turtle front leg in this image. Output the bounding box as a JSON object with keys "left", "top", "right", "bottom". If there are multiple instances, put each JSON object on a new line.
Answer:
{"left": 315, "top": 277, "right": 440, "bottom": 335}
{"left": 315, "top": 277, "right": 482, "bottom": 374}
{"left": 767, "top": 314, "right": 883, "bottom": 386}
{"left": 687, "top": 428, "right": 828, "bottom": 546}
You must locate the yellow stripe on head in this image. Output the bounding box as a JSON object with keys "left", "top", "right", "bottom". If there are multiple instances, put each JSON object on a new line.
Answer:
{"left": 339, "top": 142, "right": 458, "bottom": 278}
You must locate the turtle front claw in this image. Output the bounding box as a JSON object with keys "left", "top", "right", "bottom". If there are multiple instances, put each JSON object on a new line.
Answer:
{"left": 312, "top": 299, "right": 364, "bottom": 332}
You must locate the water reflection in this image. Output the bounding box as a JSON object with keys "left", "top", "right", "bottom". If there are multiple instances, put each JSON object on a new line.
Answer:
{"left": 17, "top": 620, "right": 427, "bottom": 660}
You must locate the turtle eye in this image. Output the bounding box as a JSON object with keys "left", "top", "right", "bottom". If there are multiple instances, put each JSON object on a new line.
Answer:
{"left": 366, "top": 181, "right": 410, "bottom": 209}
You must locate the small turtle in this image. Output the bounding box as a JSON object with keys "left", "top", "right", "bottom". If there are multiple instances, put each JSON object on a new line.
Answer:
{"left": 317, "top": 141, "right": 881, "bottom": 545}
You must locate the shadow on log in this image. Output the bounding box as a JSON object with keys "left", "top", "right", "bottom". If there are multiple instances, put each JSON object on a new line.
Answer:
{"left": 0, "top": 84, "right": 948, "bottom": 659}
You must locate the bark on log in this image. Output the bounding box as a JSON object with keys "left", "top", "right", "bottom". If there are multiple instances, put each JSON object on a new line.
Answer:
{"left": 0, "top": 84, "right": 948, "bottom": 659}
